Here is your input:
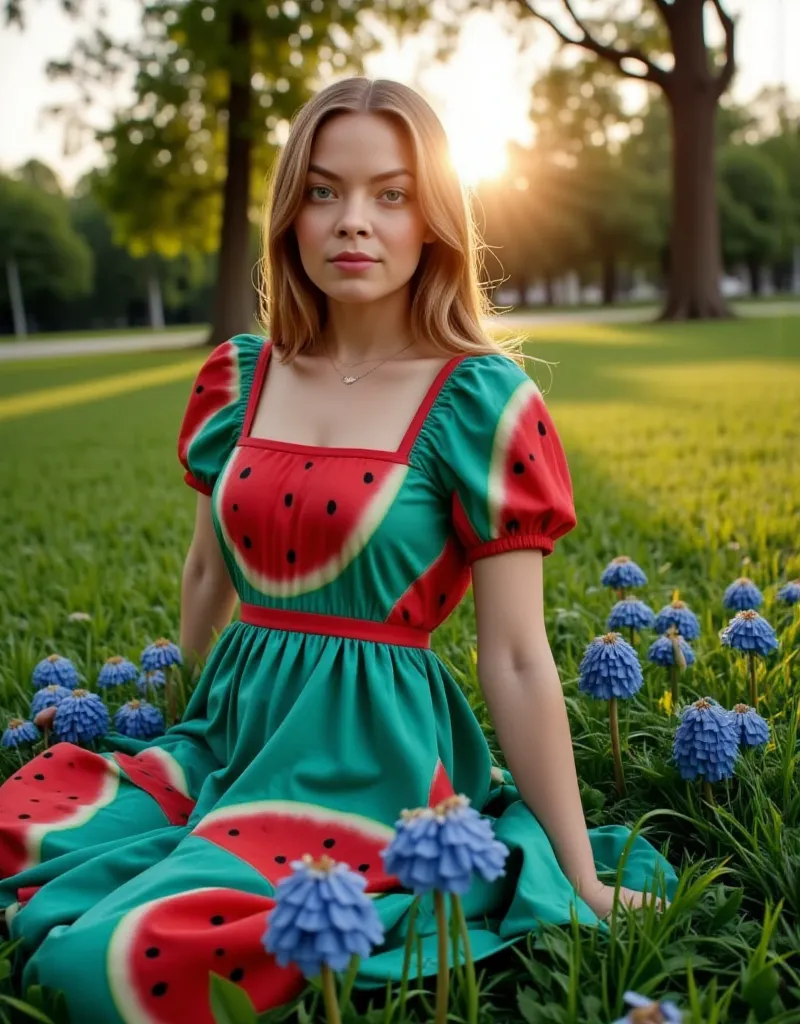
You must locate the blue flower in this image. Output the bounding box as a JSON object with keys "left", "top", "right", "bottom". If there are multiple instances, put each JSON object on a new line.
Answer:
{"left": 53, "top": 689, "right": 109, "bottom": 744}
{"left": 113, "top": 700, "right": 165, "bottom": 739}
{"left": 777, "top": 579, "right": 800, "bottom": 606}
{"left": 97, "top": 656, "right": 139, "bottom": 689}
{"left": 2, "top": 718, "right": 40, "bottom": 748}
{"left": 610, "top": 989, "right": 683, "bottom": 1024}
{"left": 32, "top": 654, "right": 80, "bottom": 691}
{"left": 672, "top": 697, "right": 739, "bottom": 782}
{"left": 723, "top": 576, "right": 763, "bottom": 611}
{"left": 653, "top": 601, "right": 700, "bottom": 641}
{"left": 601, "top": 556, "right": 648, "bottom": 590}
{"left": 136, "top": 669, "right": 166, "bottom": 695}
{"left": 263, "top": 855, "right": 385, "bottom": 978}
{"left": 141, "top": 638, "right": 183, "bottom": 672}
{"left": 720, "top": 610, "right": 778, "bottom": 657}
{"left": 607, "top": 597, "right": 656, "bottom": 632}
{"left": 380, "top": 794, "right": 508, "bottom": 895}
{"left": 730, "top": 703, "right": 770, "bottom": 748}
{"left": 578, "top": 633, "right": 643, "bottom": 700}
{"left": 647, "top": 633, "right": 696, "bottom": 668}
{"left": 30, "top": 684, "right": 73, "bottom": 718}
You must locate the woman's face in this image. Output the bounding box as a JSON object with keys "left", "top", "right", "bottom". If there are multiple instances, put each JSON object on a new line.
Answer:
{"left": 293, "top": 112, "right": 436, "bottom": 305}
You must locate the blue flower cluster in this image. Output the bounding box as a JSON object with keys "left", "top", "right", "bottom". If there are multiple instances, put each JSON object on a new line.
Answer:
{"left": 32, "top": 654, "right": 80, "bottom": 691}
{"left": 1, "top": 718, "right": 40, "bottom": 748}
{"left": 5, "top": 640, "right": 182, "bottom": 751}
{"left": 607, "top": 597, "right": 655, "bottom": 633}
{"left": 601, "top": 557, "right": 648, "bottom": 591}
{"left": 720, "top": 610, "right": 779, "bottom": 657}
{"left": 264, "top": 855, "right": 385, "bottom": 978}
{"left": 611, "top": 989, "right": 683, "bottom": 1024}
{"left": 722, "top": 576, "right": 763, "bottom": 611}
{"left": 730, "top": 703, "right": 770, "bottom": 748}
{"left": 97, "top": 656, "right": 139, "bottom": 689}
{"left": 141, "top": 639, "right": 183, "bottom": 672}
{"left": 672, "top": 698, "right": 740, "bottom": 782}
{"left": 653, "top": 601, "right": 700, "bottom": 641}
{"left": 113, "top": 700, "right": 165, "bottom": 739}
{"left": 53, "top": 690, "right": 110, "bottom": 745}
{"left": 647, "top": 633, "right": 696, "bottom": 668}
{"left": 777, "top": 579, "right": 800, "bottom": 605}
{"left": 381, "top": 794, "right": 509, "bottom": 895}
{"left": 579, "top": 633, "right": 643, "bottom": 700}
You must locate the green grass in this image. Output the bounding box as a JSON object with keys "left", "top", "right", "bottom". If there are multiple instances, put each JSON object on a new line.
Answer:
{"left": 0, "top": 323, "right": 207, "bottom": 343}
{"left": 1, "top": 316, "right": 800, "bottom": 1023}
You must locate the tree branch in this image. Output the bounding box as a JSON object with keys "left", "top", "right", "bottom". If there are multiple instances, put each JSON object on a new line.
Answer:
{"left": 514, "top": 0, "right": 670, "bottom": 89}
{"left": 709, "top": 0, "right": 736, "bottom": 95}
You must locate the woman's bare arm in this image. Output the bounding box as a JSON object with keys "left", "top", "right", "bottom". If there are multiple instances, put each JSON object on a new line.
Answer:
{"left": 471, "top": 548, "right": 599, "bottom": 894}
{"left": 180, "top": 494, "right": 239, "bottom": 671}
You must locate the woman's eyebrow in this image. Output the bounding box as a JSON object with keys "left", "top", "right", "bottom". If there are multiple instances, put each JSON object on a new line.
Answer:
{"left": 307, "top": 164, "right": 414, "bottom": 183}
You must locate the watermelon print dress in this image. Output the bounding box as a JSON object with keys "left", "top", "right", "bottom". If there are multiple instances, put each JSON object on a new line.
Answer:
{"left": 0, "top": 334, "right": 678, "bottom": 1023}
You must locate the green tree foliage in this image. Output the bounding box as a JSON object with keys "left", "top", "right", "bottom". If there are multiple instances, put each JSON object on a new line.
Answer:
{"left": 26, "top": 0, "right": 450, "bottom": 343}
{"left": 0, "top": 175, "right": 92, "bottom": 304}
{"left": 717, "top": 146, "right": 792, "bottom": 289}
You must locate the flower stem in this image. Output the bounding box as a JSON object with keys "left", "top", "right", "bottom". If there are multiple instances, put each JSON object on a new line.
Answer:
{"left": 670, "top": 663, "right": 679, "bottom": 706}
{"left": 338, "top": 954, "right": 360, "bottom": 1010}
{"left": 609, "top": 697, "right": 626, "bottom": 797}
{"left": 434, "top": 890, "right": 450, "bottom": 1024}
{"left": 628, "top": 626, "right": 636, "bottom": 646}
{"left": 398, "top": 896, "right": 420, "bottom": 1017}
{"left": 320, "top": 964, "right": 341, "bottom": 1024}
{"left": 453, "top": 895, "right": 478, "bottom": 1024}
{"left": 166, "top": 667, "right": 176, "bottom": 725}
{"left": 748, "top": 652, "right": 757, "bottom": 708}
{"left": 702, "top": 780, "right": 714, "bottom": 806}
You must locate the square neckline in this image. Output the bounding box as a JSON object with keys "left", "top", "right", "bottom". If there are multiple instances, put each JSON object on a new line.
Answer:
{"left": 239, "top": 340, "right": 467, "bottom": 462}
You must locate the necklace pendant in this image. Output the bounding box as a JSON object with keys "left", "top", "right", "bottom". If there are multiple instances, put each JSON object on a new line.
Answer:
{"left": 342, "top": 375, "right": 358, "bottom": 385}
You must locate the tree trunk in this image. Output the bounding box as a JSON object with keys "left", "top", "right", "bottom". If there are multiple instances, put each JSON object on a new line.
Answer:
{"left": 148, "top": 270, "right": 165, "bottom": 328}
{"left": 601, "top": 256, "right": 617, "bottom": 306}
{"left": 6, "top": 257, "right": 27, "bottom": 338}
{"left": 207, "top": 11, "right": 253, "bottom": 347}
{"left": 746, "top": 261, "right": 761, "bottom": 296}
{"left": 659, "top": 4, "right": 733, "bottom": 321}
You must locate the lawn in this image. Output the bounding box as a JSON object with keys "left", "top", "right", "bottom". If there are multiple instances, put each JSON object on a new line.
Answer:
{"left": 1, "top": 316, "right": 799, "bottom": 1023}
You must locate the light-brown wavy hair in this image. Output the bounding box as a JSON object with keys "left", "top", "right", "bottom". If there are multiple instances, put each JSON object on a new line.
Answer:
{"left": 256, "top": 76, "right": 533, "bottom": 370}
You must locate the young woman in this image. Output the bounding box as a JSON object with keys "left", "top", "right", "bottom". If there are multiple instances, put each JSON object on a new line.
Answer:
{"left": 0, "top": 77, "right": 676, "bottom": 1020}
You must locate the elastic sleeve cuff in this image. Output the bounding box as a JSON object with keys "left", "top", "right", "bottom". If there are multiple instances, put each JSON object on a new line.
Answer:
{"left": 466, "top": 533, "right": 555, "bottom": 565}
{"left": 184, "top": 470, "right": 214, "bottom": 496}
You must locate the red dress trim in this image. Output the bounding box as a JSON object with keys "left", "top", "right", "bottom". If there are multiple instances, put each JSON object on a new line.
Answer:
{"left": 239, "top": 341, "right": 466, "bottom": 460}
{"left": 466, "top": 533, "right": 554, "bottom": 564}
{"left": 238, "top": 604, "right": 432, "bottom": 649}
{"left": 184, "top": 470, "right": 213, "bottom": 495}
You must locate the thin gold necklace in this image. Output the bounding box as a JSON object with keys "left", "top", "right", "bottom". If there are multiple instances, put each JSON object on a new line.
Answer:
{"left": 326, "top": 340, "right": 416, "bottom": 385}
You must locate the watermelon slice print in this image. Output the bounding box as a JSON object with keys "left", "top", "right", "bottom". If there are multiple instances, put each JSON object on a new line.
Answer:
{"left": 486, "top": 378, "right": 572, "bottom": 542}
{"left": 177, "top": 340, "right": 241, "bottom": 492}
{"left": 107, "top": 886, "right": 304, "bottom": 1023}
{"left": 215, "top": 447, "right": 408, "bottom": 598}
{"left": 386, "top": 536, "right": 470, "bottom": 629}
{"left": 112, "top": 748, "right": 196, "bottom": 827}
{"left": 192, "top": 801, "right": 397, "bottom": 891}
{"left": 193, "top": 760, "right": 456, "bottom": 891}
{"left": 0, "top": 743, "right": 120, "bottom": 875}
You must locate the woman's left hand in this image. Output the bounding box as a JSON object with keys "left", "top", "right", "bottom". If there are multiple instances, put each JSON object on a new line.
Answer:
{"left": 579, "top": 878, "right": 669, "bottom": 921}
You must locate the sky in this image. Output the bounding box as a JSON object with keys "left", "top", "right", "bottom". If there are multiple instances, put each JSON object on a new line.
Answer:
{"left": 0, "top": 0, "right": 795, "bottom": 189}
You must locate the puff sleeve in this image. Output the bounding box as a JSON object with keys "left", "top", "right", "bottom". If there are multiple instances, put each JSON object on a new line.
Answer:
{"left": 438, "top": 354, "right": 577, "bottom": 563}
{"left": 177, "top": 333, "right": 265, "bottom": 495}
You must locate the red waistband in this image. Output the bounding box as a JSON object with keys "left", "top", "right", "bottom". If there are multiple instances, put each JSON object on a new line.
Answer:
{"left": 238, "top": 603, "right": 432, "bottom": 649}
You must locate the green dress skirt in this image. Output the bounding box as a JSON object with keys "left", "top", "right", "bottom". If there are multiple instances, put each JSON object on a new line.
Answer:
{"left": 0, "top": 335, "right": 678, "bottom": 1023}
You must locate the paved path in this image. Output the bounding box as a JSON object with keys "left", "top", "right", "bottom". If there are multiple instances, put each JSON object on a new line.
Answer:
{"left": 1, "top": 302, "right": 797, "bottom": 362}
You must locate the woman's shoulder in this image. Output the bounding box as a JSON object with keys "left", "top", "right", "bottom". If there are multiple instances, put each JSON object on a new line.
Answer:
{"left": 445, "top": 349, "right": 538, "bottom": 414}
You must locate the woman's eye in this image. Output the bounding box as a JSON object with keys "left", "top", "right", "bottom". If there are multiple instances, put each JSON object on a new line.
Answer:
{"left": 383, "top": 189, "right": 406, "bottom": 203}
{"left": 308, "top": 186, "right": 333, "bottom": 200}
